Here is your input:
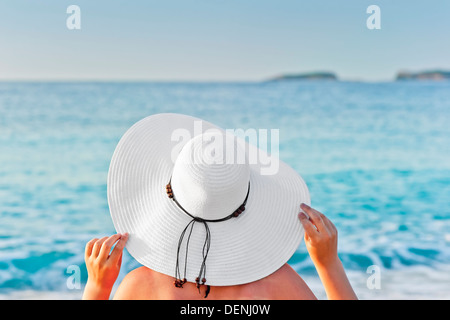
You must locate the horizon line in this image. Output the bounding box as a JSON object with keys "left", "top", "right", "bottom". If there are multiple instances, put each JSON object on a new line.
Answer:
{"left": 0, "top": 77, "right": 397, "bottom": 84}
{"left": 0, "top": 78, "right": 445, "bottom": 84}
{"left": 1, "top": 68, "right": 449, "bottom": 84}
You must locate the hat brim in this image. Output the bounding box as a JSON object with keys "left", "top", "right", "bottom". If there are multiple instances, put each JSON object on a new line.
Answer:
{"left": 108, "top": 113, "right": 310, "bottom": 286}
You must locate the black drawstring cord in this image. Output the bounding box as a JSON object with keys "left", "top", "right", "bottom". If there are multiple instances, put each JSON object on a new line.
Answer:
{"left": 196, "top": 220, "right": 211, "bottom": 293}
{"left": 174, "top": 219, "right": 195, "bottom": 287}
{"left": 166, "top": 179, "right": 250, "bottom": 298}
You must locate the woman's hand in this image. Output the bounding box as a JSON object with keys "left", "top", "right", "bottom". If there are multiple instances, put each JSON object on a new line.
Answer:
{"left": 298, "top": 203, "right": 339, "bottom": 268}
{"left": 82, "top": 233, "right": 129, "bottom": 300}
{"left": 298, "top": 203, "right": 357, "bottom": 300}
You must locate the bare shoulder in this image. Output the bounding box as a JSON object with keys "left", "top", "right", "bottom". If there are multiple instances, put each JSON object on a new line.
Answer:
{"left": 274, "top": 263, "right": 306, "bottom": 281}
{"left": 246, "top": 264, "right": 317, "bottom": 300}
{"left": 113, "top": 266, "right": 155, "bottom": 300}
{"left": 277, "top": 264, "right": 317, "bottom": 299}
{"left": 113, "top": 264, "right": 316, "bottom": 300}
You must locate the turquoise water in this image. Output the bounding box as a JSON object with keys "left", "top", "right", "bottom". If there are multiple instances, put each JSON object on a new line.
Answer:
{"left": 0, "top": 81, "right": 449, "bottom": 298}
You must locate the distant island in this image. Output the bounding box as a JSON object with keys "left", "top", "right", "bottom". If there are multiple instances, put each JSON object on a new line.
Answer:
{"left": 268, "top": 72, "right": 338, "bottom": 81}
{"left": 266, "top": 69, "right": 450, "bottom": 82}
{"left": 396, "top": 70, "right": 450, "bottom": 81}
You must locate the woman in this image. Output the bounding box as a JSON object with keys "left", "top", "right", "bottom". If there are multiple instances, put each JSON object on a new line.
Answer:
{"left": 83, "top": 114, "right": 357, "bottom": 300}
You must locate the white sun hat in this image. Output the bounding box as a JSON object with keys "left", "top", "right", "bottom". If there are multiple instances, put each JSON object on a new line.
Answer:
{"left": 107, "top": 113, "right": 310, "bottom": 288}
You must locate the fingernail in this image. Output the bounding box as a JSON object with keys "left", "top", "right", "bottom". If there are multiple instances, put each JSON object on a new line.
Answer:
{"left": 298, "top": 212, "right": 307, "bottom": 220}
{"left": 300, "top": 203, "right": 309, "bottom": 209}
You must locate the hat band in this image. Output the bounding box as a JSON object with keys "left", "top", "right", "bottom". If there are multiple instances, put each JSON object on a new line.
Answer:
{"left": 165, "top": 179, "right": 250, "bottom": 298}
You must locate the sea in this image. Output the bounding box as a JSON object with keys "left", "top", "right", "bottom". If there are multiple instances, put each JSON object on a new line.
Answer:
{"left": 0, "top": 81, "right": 449, "bottom": 299}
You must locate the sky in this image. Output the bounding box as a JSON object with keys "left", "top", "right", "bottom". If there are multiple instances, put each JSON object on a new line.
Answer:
{"left": 0, "top": 0, "right": 449, "bottom": 82}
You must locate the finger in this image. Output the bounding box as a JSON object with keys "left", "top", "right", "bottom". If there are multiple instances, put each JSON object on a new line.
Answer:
{"left": 109, "top": 233, "right": 129, "bottom": 264}
{"left": 298, "top": 212, "right": 319, "bottom": 240}
{"left": 320, "top": 214, "right": 337, "bottom": 235}
{"left": 300, "top": 203, "right": 325, "bottom": 232}
{"left": 85, "top": 238, "right": 98, "bottom": 259}
{"left": 92, "top": 237, "right": 108, "bottom": 258}
{"left": 98, "top": 234, "right": 122, "bottom": 260}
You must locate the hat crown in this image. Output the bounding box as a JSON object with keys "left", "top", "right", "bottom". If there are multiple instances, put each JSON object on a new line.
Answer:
{"left": 170, "top": 132, "right": 250, "bottom": 220}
